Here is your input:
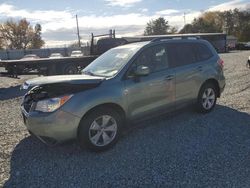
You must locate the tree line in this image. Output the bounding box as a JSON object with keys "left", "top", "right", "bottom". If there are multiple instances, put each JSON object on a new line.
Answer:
{"left": 144, "top": 9, "right": 250, "bottom": 42}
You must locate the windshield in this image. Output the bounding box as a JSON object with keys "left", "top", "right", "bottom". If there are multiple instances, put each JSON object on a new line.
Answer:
{"left": 82, "top": 45, "right": 141, "bottom": 77}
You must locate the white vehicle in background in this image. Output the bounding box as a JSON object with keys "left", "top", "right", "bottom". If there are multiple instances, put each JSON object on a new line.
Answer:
{"left": 71, "top": 50, "right": 84, "bottom": 57}
{"left": 245, "top": 42, "right": 250, "bottom": 48}
{"left": 247, "top": 56, "right": 250, "bottom": 68}
{"left": 49, "top": 53, "right": 63, "bottom": 59}
{"left": 21, "top": 54, "right": 40, "bottom": 60}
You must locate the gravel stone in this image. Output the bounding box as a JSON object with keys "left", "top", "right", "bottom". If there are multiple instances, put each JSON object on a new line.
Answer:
{"left": 0, "top": 51, "right": 250, "bottom": 187}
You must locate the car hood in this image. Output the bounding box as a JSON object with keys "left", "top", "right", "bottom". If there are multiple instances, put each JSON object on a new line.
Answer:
{"left": 21, "top": 75, "right": 106, "bottom": 102}
{"left": 21, "top": 74, "right": 105, "bottom": 89}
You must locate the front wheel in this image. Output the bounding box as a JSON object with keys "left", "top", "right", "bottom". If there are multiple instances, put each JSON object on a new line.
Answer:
{"left": 78, "top": 107, "right": 122, "bottom": 152}
{"left": 197, "top": 83, "right": 217, "bottom": 113}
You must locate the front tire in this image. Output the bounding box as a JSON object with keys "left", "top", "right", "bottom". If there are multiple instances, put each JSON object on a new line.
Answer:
{"left": 197, "top": 83, "right": 217, "bottom": 113}
{"left": 78, "top": 107, "right": 122, "bottom": 152}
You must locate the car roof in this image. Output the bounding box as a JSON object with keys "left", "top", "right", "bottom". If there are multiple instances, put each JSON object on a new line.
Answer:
{"left": 129, "top": 38, "right": 208, "bottom": 47}
{"left": 24, "top": 54, "right": 37, "bottom": 56}
{"left": 116, "top": 41, "right": 150, "bottom": 49}
{"left": 112, "top": 38, "right": 211, "bottom": 53}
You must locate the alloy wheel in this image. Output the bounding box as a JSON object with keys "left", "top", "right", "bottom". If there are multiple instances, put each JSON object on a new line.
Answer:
{"left": 202, "top": 88, "right": 216, "bottom": 110}
{"left": 88, "top": 115, "right": 117, "bottom": 147}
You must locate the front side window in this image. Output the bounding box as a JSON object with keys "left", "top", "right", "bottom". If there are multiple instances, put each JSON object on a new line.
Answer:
{"left": 132, "top": 45, "right": 169, "bottom": 73}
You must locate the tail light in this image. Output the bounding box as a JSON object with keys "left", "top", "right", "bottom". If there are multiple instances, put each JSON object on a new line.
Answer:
{"left": 217, "top": 58, "right": 224, "bottom": 69}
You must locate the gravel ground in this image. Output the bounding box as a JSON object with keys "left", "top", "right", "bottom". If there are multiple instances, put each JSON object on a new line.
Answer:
{"left": 0, "top": 51, "right": 250, "bottom": 187}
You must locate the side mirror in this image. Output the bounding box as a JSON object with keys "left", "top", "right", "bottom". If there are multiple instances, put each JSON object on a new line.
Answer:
{"left": 134, "top": 65, "right": 150, "bottom": 76}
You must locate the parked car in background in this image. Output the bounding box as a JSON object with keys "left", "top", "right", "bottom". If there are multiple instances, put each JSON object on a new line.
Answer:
{"left": 21, "top": 38, "right": 225, "bottom": 152}
{"left": 21, "top": 54, "right": 40, "bottom": 60}
{"left": 247, "top": 56, "right": 250, "bottom": 68}
{"left": 49, "top": 53, "right": 63, "bottom": 59}
{"left": 236, "top": 42, "right": 250, "bottom": 50}
{"left": 245, "top": 42, "right": 250, "bottom": 48}
{"left": 226, "top": 35, "right": 237, "bottom": 51}
{"left": 71, "top": 50, "right": 84, "bottom": 57}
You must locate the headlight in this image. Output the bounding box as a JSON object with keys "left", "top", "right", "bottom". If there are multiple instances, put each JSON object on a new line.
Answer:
{"left": 35, "top": 95, "right": 73, "bottom": 113}
{"left": 20, "top": 82, "right": 30, "bottom": 90}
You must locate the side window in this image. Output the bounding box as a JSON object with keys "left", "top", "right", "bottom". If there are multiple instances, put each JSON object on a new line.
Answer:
{"left": 194, "top": 43, "right": 213, "bottom": 61}
{"left": 167, "top": 43, "right": 196, "bottom": 68}
{"left": 133, "top": 45, "right": 169, "bottom": 73}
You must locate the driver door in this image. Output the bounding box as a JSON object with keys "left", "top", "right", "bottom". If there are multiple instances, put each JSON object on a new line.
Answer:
{"left": 124, "top": 44, "right": 176, "bottom": 120}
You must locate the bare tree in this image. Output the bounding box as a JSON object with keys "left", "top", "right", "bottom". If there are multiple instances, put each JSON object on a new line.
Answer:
{"left": 0, "top": 18, "right": 44, "bottom": 49}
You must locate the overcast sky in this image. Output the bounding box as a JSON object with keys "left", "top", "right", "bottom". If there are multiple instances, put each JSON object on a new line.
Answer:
{"left": 0, "top": 0, "right": 249, "bottom": 47}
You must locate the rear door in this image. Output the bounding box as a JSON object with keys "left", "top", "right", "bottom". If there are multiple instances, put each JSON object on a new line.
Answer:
{"left": 167, "top": 42, "right": 204, "bottom": 106}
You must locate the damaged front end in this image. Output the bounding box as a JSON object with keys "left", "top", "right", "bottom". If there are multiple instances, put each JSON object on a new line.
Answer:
{"left": 21, "top": 81, "right": 102, "bottom": 146}
{"left": 22, "top": 82, "right": 101, "bottom": 113}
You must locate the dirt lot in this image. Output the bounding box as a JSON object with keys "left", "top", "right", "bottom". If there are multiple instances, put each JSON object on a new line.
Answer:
{"left": 0, "top": 51, "right": 250, "bottom": 187}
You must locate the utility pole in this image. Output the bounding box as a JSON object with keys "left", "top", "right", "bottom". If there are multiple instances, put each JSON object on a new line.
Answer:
{"left": 183, "top": 12, "right": 186, "bottom": 33}
{"left": 76, "top": 14, "right": 81, "bottom": 48}
{"left": 183, "top": 12, "right": 186, "bottom": 25}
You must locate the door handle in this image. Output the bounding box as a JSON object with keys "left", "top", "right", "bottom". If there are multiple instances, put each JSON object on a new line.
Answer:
{"left": 164, "top": 75, "right": 174, "bottom": 81}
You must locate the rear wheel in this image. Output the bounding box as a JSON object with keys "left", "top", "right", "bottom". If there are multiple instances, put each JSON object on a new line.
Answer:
{"left": 197, "top": 83, "right": 217, "bottom": 113}
{"left": 62, "top": 64, "right": 78, "bottom": 74}
{"left": 78, "top": 107, "right": 122, "bottom": 152}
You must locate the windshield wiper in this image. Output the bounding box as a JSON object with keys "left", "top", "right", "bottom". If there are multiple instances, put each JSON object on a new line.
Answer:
{"left": 95, "top": 69, "right": 117, "bottom": 77}
{"left": 82, "top": 70, "right": 108, "bottom": 78}
{"left": 82, "top": 70, "right": 96, "bottom": 76}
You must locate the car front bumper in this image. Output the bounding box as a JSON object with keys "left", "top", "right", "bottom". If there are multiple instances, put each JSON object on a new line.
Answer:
{"left": 21, "top": 106, "right": 81, "bottom": 145}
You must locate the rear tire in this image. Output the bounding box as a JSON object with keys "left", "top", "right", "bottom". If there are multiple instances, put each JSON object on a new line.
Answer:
{"left": 196, "top": 83, "right": 217, "bottom": 113}
{"left": 62, "top": 64, "right": 78, "bottom": 74}
{"left": 78, "top": 107, "right": 122, "bottom": 152}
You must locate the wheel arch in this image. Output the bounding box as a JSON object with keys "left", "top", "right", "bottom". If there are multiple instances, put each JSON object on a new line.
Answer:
{"left": 200, "top": 78, "right": 221, "bottom": 97}
{"left": 77, "top": 102, "right": 126, "bottom": 137}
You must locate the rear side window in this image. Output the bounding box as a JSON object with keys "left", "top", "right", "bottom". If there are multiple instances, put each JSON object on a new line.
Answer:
{"left": 167, "top": 43, "right": 196, "bottom": 67}
{"left": 194, "top": 43, "right": 213, "bottom": 61}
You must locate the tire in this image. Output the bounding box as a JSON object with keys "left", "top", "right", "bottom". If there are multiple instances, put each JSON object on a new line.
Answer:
{"left": 78, "top": 107, "right": 123, "bottom": 152}
{"left": 63, "top": 64, "right": 78, "bottom": 74}
{"left": 46, "top": 65, "right": 57, "bottom": 76}
{"left": 196, "top": 83, "right": 217, "bottom": 113}
{"left": 247, "top": 60, "right": 250, "bottom": 69}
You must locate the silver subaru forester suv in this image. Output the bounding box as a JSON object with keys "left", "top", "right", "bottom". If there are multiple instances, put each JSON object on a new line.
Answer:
{"left": 21, "top": 38, "right": 225, "bottom": 151}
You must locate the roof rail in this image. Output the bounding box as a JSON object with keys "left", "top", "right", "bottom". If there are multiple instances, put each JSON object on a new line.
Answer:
{"left": 150, "top": 35, "right": 201, "bottom": 43}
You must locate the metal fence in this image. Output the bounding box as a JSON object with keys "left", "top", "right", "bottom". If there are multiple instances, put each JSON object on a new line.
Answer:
{"left": 0, "top": 47, "right": 90, "bottom": 60}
